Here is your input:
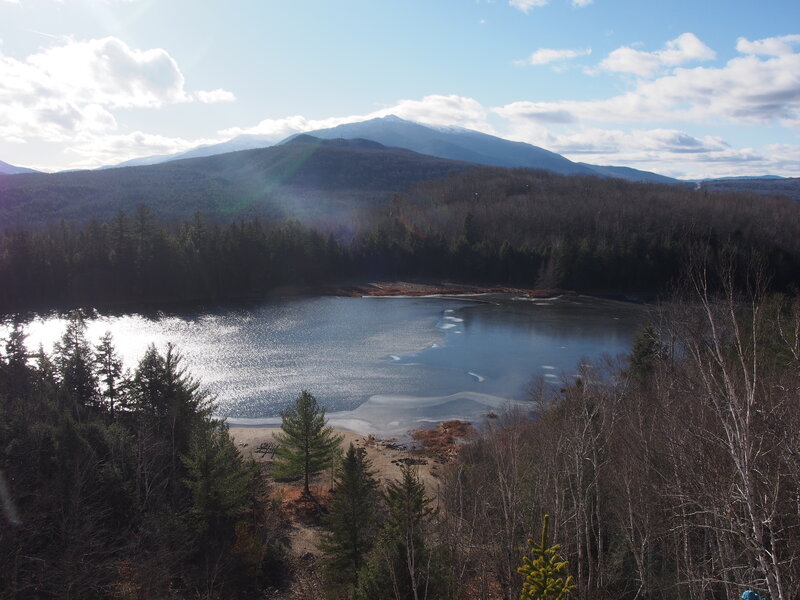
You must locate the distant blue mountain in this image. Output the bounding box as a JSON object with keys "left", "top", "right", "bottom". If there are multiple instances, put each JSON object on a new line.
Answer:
{"left": 578, "top": 163, "right": 679, "bottom": 184}
{"left": 0, "top": 135, "right": 475, "bottom": 229}
{"left": 295, "top": 115, "right": 595, "bottom": 176}
{"left": 0, "top": 160, "right": 39, "bottom": 175}
{"left": 98, "top": 115, "right": 678, "bottom": 183}
{"left": 698, "top": 176, "right": 800, "bottom": 201}
{"left": 293, "top": 116, "right": 683, "bottom": 183}
{"left": 693, "top": 175, "right": 786, "bottom": 182}
{"left": 103, "top": 133, "right": 283, "bottom": 169}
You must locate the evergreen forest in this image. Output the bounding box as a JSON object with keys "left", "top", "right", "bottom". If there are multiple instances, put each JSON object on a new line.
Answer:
{"left": 2, "top": 167, "right": 800, "bottom": 312}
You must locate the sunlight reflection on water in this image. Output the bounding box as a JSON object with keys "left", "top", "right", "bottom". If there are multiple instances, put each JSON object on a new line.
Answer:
{"left": 3, "top": 295, "right": 645, "bottom": 434}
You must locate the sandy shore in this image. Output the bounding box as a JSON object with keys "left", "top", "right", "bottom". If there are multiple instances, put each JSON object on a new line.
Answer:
{"left": 229, "top": 426, "right": 443, "bottom": 495}
{"left": 230, "top": 425, "right": 452, "bottom": 558}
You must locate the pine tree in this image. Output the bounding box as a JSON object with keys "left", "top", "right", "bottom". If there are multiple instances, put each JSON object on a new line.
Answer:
{"left": 54, "top": 312, "right": 99, "bottom": 416}
{"left": 182, "top": 425, "right": 258, "bottom": 542}
{"left": 3, "top": 321, "right": 28, "bottom": 371}
{"left": 627, "top": 323, "right": 664, "bottom": 385}
{"left": 95, "top": 331, "right": 123, "bottom": 419}
{"left": 321, "top": 442, "right": 379, "bottom": 594}
{"left": 1, "top": 321, "right": 31, "bottom": 408}
{"left": 353, "top": 464, "right": 444, "bottom": 600}
{"left": 384, "top": 464, "right": 438, "bottom": 600}
{"left": 273, "top": 390, "right": 342, "bottom": 496}
{"left": 518, "top": 514, "right": 575, "bottom": 600}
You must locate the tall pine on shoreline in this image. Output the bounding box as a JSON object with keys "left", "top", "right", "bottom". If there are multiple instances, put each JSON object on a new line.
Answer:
{"left": 273, "top": 390, "right": 342, "bottom": 496}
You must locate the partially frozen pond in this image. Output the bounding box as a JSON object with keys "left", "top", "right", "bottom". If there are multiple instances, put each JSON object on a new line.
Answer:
{"left": 6, "top": 294, "right": 645, "bottom": 435}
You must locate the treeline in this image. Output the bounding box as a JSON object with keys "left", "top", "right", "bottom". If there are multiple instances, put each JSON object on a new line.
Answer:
{"left": 0, "top": 317, "right": 286, "bottom": 598}
{"left": 433, "top": 266, "right": 800, "bottom": 600}
{"left": 2, "top": 168, "right": 800, "bottom": 311}
{"left": 381, "top": 169, "right": 800, "bottom": 291}
{"left": 0, "top": 209, "right": 347, "bottom": 311}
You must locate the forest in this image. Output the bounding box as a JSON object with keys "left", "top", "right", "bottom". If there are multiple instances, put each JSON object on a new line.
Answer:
{"left": 2, "top": 262, "right": 798, "bottom": 599}
{"left": 433, "top": 264, "right": 800, "bottom": 600}
{"left": 2, "top": 166, "right": 800, "bottom": 599}
{"left": 2, "top": 167, "right": 800, "bottom": 312}
{"left": 0, "top": 317, "right": 288, "bottom": 598}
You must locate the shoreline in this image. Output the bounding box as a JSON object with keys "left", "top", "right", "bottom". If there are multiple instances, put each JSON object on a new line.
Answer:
{"left": 228, "top": 425, "right": 449, "bottom": 494}
{"left": 1, "top": 278, "right": 655, "bottom": 318}
{"left": 324, "top": 280, "right": 566, "bottom": 299}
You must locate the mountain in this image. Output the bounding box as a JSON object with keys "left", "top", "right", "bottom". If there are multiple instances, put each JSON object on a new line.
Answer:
{"left": 0, "top": 160, "right": 39, "bottom": 175}
{"left": 578, "top": 163, "right": 680, "bottom": 184}
{"left": 100, "top": 115, "right": 675, "bottom": 184}
{"left": 695, "top": 175, "right": 786, "bottom": 182}
{"left": 295, "top": 115, "right": 596, "bottom": 176}
{"left": 295, "top": 116, "right": 679, "bottom": 183}
{"left": 0, "top": 135, "right": 474, "bottom": 229}
{"left": 105, "top": 133, "right": 282, "bottom": 169}
{"left": 698, "top": 176, "right": 800, "bottom": 201}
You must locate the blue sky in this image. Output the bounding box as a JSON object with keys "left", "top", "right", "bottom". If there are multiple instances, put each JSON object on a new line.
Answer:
{"left": 1, "top": 0, "right": 799, "bottom": 178}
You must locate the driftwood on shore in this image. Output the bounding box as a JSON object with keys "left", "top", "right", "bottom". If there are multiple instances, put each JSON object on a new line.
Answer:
{"left": 255, "top": 441, "right": 279, "bottom": 458}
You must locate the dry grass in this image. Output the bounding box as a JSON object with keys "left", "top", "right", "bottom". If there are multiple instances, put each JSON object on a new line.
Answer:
{"left": 411, "top": 419, "right": 477, "bottom": 460}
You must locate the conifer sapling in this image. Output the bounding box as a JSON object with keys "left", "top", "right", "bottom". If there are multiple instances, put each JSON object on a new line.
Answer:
{"left": 518, "top": 514, "right": 575, "bottom": 600}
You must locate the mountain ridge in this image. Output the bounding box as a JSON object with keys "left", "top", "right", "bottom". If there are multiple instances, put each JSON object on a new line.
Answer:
{"left": 93, "top": 115, "right": 678, "bottom": 183}
{"left": 291, "top": 116, "right": 598, "bottom": 177}
{"left": 0, "top": 160, "right": 39, "bottom": 175}
{"left": 0, "top": 135, "right": 476, "bottom": 229}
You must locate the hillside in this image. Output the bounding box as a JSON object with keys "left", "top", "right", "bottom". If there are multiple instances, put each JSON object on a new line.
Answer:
{"left": 0, "top": 160, "right": 39, "bottom": 176}
{"left": 578, "top": 163, "right": 680, "bottom": 184}
{"left": 106, "top": 133, "right": 283, "bottom": 169}
{"left": 699, "top": 176, "right": 800, "bottom": 201}
{"left": 0, "top": 136, "right": 474, "bottom": 229}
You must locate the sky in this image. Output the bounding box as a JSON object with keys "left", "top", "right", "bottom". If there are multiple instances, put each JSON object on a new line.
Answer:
{"left": 1, "top": 0, "right": 799, "bottom": 179}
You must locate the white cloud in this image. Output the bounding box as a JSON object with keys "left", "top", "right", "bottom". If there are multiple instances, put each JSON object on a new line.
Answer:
{"left": 0, "top": 36, "right": 234, "bottom": 143}
{"left": 600, "top": 33, "right": 715, "bottom": 77}
{"left": 509, "top": 0, "right": 592, "bottom": 10}
{"left": 222, "top": 94, "right": 493, "bottom": 140}
{"left": 509, "top": 0, "right": 549, "bottom": 13}
{"left": 195, "top": 88, "right": 236, "bottom": 103}
{"left": 381, "top": 94, "right": 491, "bottom": 130}
{"left": 736, "top": 34, "right": 800, "bottom": 56}
{"left": 23, "top": 36, "right": 190, "bottom": 108}
{"left": 515, "top": 47, "right": 591, "bottom": 66}
{"left": 499, "top": 42, "right": 800, "bottom": 128}
{"left": 63, "top": 130, "right": 223, "bottom": 170}
{"left": 497, "top": 123, "right": 796, "bottom": 179}
{"left": 220, "top": 114, "right": 359, "bottom": 140}
{"left": 541, "top": 127, "right": 729, "bottom": 156}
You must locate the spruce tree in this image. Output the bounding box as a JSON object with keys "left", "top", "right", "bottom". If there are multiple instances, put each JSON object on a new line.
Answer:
{"left": 627, "top": 323, "right": 664, "bottom": 385}
{"left": 517, "top": 514, "right": 575, "bottom": 600}
{"left": 182, "top": 425, "right": 258, "bottom": 543}
{"left": 273, "top": 390, "right": 342, "bottom": 496}
{"left": 95, "top": 331, "right": 123, "bottom": 419}
{"left": 1, "top": 321, "right": 31, "bottom": 410}
{"left": 353, "top": 464, "right": 444, "bottom": 600}
{"left": 54, "top": 312, "right": 99, "bottom": 416}
{"left": 3, "top": 321, "right": 28, "bottom": 371}
{"left": 384, "top": 464, "right": 437, "bottom": 600}
{"left": 321, "top": 443, "right": 379, "bottom": 594}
